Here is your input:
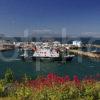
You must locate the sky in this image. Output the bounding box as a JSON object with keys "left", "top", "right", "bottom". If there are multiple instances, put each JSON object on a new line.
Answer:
{"left": 0, "top": 0, "right": 100, "bottom": 37}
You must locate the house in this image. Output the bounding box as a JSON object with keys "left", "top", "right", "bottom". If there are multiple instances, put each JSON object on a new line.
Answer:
{"left": 72, "top": 40, "right": 82, "bottom": 47}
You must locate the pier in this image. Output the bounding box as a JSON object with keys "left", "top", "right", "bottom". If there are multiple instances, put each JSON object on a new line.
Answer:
{"left": 69, "top": 49, "right": 100, "bottom": 59}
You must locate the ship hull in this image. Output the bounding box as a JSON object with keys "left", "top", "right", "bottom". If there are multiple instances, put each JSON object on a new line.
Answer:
{"left": 64, "top": 57, "right": 73, "bottom": 61}
{"left": 64, "top": 55, "right": 75, "bottom": 62}
{"left": 32, "top": 56, "right": 74, "bottom": 62}
{"left": 32, "top": 56, "right": 62, "bottom": 62}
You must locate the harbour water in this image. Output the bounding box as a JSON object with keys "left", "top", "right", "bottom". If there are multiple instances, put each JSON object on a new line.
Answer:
{"left": 0, "top": 49, "right": 100, "bottom": 80}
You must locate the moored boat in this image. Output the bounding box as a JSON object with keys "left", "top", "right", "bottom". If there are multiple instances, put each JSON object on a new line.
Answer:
{"left": 20, "top": 49, "right": 28, "bottom": 61}
{"left": 64, "top": 55, "right": 75, "bottom": 62}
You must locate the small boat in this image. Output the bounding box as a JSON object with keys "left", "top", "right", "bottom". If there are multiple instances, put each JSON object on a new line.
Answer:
{"left": 20, "top": 49, "right": 28, "bottom": 60}
{"left": 64, "top": 55, "right": 75, "bottom": 62}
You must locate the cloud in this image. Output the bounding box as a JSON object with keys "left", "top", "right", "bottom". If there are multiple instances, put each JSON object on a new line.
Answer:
{"left": 32, "top": 29, "right": 61, "bottom": 37}
{"left": 32, "top": 29, "right": 52, "bottom": 33}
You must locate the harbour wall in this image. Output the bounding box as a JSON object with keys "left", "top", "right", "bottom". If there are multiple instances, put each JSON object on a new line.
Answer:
{"left": 69, "top": 49, "right": 100, "bottom": 59}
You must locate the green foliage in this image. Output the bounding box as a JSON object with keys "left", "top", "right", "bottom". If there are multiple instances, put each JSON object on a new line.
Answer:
{"left": 82, "top": 84, "right": 99, "bottom": 100}
{"left": 34, "top": 87, "right": 59, "bottom": 100}
{"left": 15, "top": 84, "right": 33, "bottom": 100}
{"left": 0, "top": 80, "right": 5, "bottom": 96}
{"left": 22, "top": 74, "right": 31, "bottom": 83}
{"left": 57, "top": 85, "right": 80, "bottom": 100}
{"left": 4, "top": 68, "right": 14, "bottom": 83}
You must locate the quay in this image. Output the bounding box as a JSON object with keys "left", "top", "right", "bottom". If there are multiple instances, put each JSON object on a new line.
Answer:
{"left": 68, "top": 44, "right": 100, "bottom": 49}
{"left": 0, "top": 44, "right": 15, "bottom": 51}
{"left": 86, "top": 44, "right": 100, "bottom": 48}
{"left": 69, "top": 49, "right": 100, "bottom": 59}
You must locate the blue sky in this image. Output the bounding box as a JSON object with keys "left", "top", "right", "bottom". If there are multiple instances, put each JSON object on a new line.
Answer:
{"left": 0, "top": 0, "right": 100, "bottom": 37}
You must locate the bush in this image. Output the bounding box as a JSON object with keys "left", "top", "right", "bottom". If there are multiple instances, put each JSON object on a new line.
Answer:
{"left": 15, "top": 84, "right": 33, "bottom": 100}
{"left": 4, "top": 68, "right": 14, "bottom": 83}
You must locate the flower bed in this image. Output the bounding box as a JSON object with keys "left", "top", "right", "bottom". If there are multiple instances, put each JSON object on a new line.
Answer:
{"left": 0, "top": 72, "right": 100, "bottom": 100}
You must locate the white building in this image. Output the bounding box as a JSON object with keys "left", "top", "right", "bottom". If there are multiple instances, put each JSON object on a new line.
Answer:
{"left": 72, "top": 40, "right": 82, "bottom": 47}
{"left": 53, "top": 41, "right": 61, "bottom": 47}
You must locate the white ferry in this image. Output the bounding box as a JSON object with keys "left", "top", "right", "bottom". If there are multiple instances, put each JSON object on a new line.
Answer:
{"left": 31, "top": 46, "right": 61, "bottom": 61}
{"left": 19, "top": 43, "right": 75, "bottom": 62}
{"left": 31, "top": 46, "right": 75, "bottom": 61}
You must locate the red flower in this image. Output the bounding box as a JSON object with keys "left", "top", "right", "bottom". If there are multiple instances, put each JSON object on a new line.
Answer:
{"left": 57, "top": 77, "right": 65, "bottom": 84}
{"left": 65, "top": 75, "right": 70, "bottom": 81}
{"left": 73, "top": 75, "right": 80, "bottom": 85}
{"left": 47, "top": 73, "right": 57, "bottom": 80}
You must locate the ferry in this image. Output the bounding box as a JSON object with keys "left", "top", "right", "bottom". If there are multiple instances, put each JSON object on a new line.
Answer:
{"left": 31, "top": 46, "right": 60, "bottom": 61}
{"left": 31, "top": 46, "right": 74, "bottom": 62}
{"left": 19, "top": 41, "right": 75, "bottom": 62}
